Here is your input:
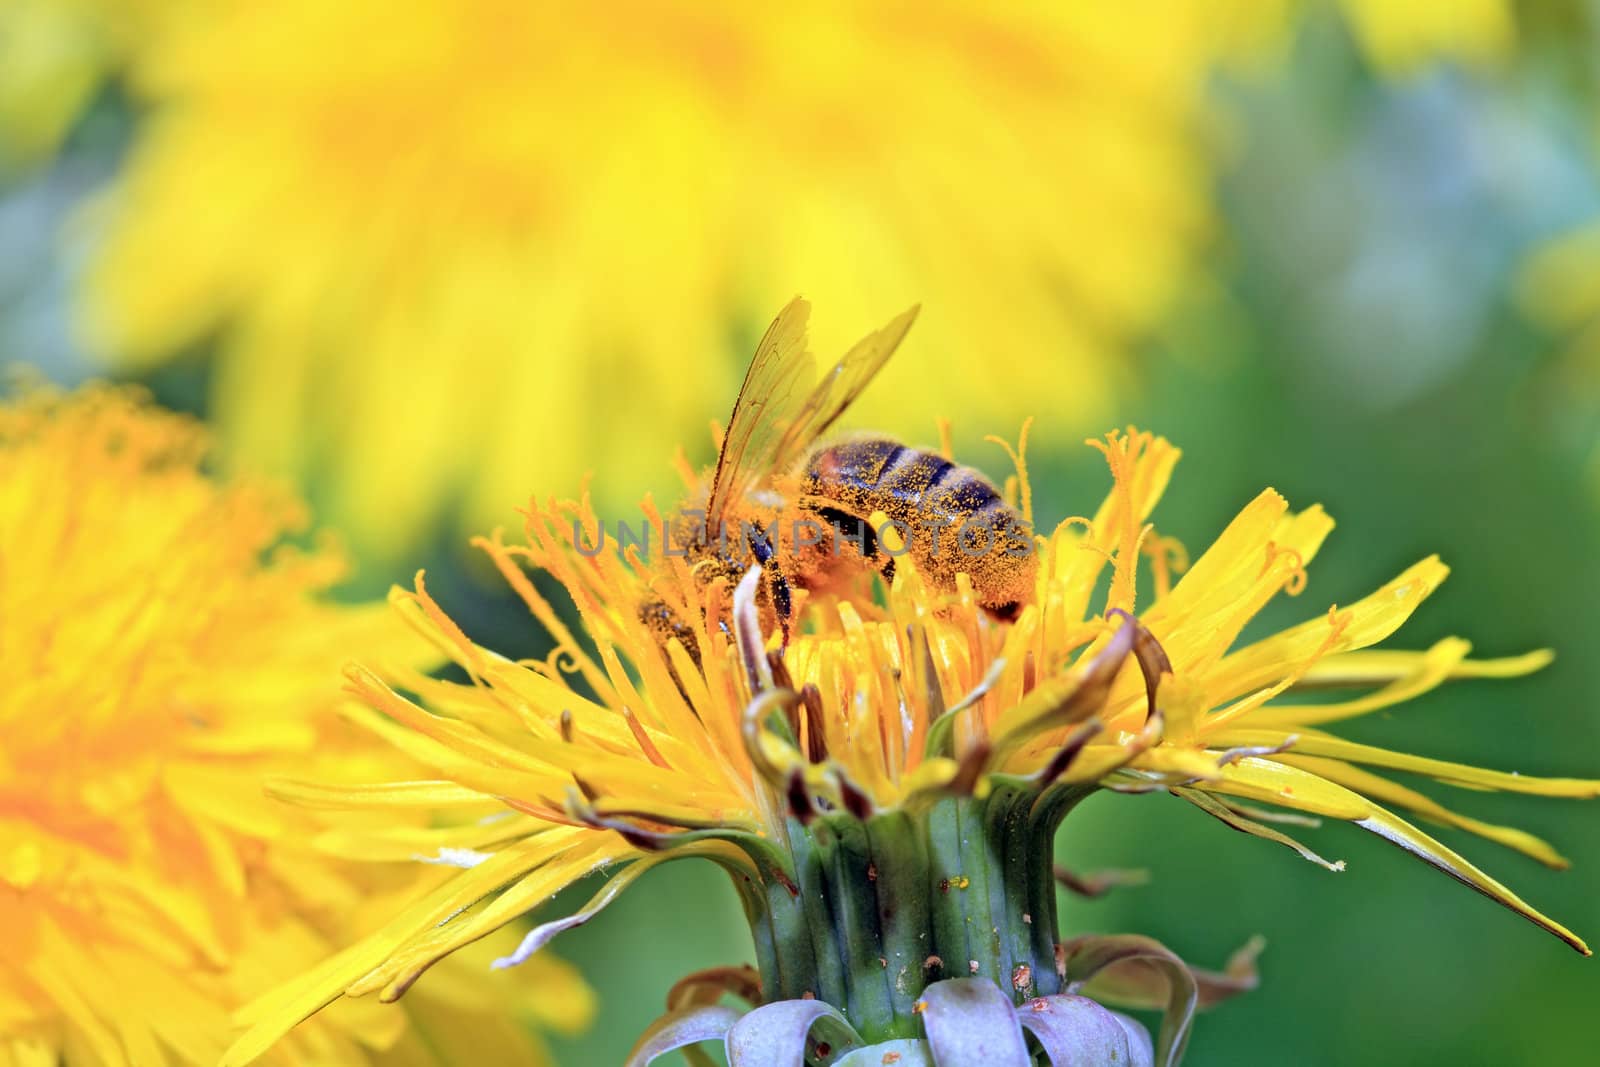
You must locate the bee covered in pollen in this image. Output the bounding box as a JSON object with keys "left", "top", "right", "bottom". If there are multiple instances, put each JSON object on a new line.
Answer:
{"left": 651, "top": 298, "right": 1037, "bottom": 649}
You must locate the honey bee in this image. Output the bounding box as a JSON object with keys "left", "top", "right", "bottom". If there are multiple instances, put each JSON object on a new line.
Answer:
{"left": 652, "top": 298, "right": 1036, "bottom": 648}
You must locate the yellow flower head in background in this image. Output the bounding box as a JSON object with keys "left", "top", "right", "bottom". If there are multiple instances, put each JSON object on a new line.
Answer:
{"left": 0, "top": 382, "right": 592, "bottom": 1065}
{"left": 46, "top": 0, "right": 1283, "bottom": 561}
{"left": 0, "top": 0, "right": 1524, "bottom": 565}
{"left": 224, "top": 374, "right": 1593, "bottom": 1060}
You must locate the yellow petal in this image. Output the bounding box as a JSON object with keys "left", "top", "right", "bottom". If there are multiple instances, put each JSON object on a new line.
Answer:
{"left": 1251, "top": 636, "right": 1474, "bottom": 726}
{"left": 264, "top": 779, "right": 496, "bottom": 811}
{"left": 1202, "top": 756, "right": 1372, "bottom": 820}
{"left": 1294, "top": 646, "right": 1553, "bottom": 689}
{"left": 1355, "top": 806, "right": 1589, "bottom": 955}
{"left": 1280, "top": 754, "right": 1570, "bottom": 868}
{"left": 1173, "top": 786, "right": 1345, "bottom": 871}
{"left": 1205, "top": 557, "right": 1450, "bottom": 704}
{"left": 224, "top": 833, "right": 583, "bottom": 1065}
{"left": 1211, "top": 728, "right": 1600, "bottom": 798}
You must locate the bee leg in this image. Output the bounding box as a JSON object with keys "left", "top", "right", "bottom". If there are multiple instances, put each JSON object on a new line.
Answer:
{"left": 770, "top": 569, "right": 793, "bottom": 646}
{"left": 637, "top": 598, "right": 701, "bottom": 707}
{"left": 750, "top": 536, "right": 793, "bottom": 646}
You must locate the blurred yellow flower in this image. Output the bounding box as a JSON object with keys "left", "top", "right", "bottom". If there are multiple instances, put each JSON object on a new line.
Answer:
{"left": 0, "top": 381, "right": 592, "bottom": 1065}
{"left": 224, "top": 412, "right": 1593, "bottom": 1062}
{"left": 43, "top": 0, "right": 1282, "bottom": 561}
{"left": 0, "top": 1, "right": 1525, "bottom": 560}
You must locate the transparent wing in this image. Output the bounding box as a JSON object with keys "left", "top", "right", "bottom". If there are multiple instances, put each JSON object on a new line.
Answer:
{"left": 706, "top": 297, "right": 818, "bottom": 535}
{"left": 706, "top": 301, "right": 920, "bottom": 535}
{"left": 767, "top": 304, "right": 920, "bottom": 476}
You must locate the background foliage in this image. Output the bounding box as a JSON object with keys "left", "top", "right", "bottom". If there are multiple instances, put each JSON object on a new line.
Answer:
{"left": 3, "top": 3, "right": 1598, "bottom": 1064}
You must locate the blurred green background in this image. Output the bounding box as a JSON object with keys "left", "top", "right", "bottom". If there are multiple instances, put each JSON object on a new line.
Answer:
{"left": 4, "top": 4, "right": 1599, "bottom": 1064}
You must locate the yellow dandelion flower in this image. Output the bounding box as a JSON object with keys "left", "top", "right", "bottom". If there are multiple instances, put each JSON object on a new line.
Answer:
{"left": 226, "top": 309, "right": 1592, "bottom": 1066}
{"left": 3, "top": 1, "right": 1525, "bottom": 557}
{"left": 47, "top": 0, "right": 1283, "bottom": 561}
{"left": 0, "top": 380, "right": 593, "bottom": 1065}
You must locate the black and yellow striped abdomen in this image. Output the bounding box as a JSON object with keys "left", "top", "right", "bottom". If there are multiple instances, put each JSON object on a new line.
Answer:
{"left": 798, "top": 436, "right": 1035, "bottom": 619}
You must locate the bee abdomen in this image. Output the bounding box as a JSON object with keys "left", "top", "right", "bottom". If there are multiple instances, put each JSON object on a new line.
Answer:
{"left": 799, "top": 436, "right": 1037, "bottom": 619}
{"left": 802, "top": 436, "right": 1000, "bottom": 519}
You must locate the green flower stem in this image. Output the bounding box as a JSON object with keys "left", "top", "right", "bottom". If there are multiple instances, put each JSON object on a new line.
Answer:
{"left": 1026, "top": 783, "right": 1093, "bottom": 995}
{"left": 927, "top": 794, "right": 1001, "bottom": 983}
{"left": 988, "top": 781, "right": 1036, "bottom": 995}
{"left": 816, "top": 815, "right": 898, "bottom": 1042}
{"left": 867, "top": 811, "right": 931, "bottom": 1026}
{"left": 731, "top": 869, "right": 783, "bottom": 999}
{"left": 787, "top": 819, "right": 848, "bottom": 1005}
{"left": 735, "top": 782, "right": 1083, "bottom": 1046}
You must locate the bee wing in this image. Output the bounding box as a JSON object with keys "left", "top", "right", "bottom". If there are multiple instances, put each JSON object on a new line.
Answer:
{"left": 706, "top": 297, "right": 819, "bottom": 535}
{"left": 707, "top": 301, "right": 920, "bottom": 536}
{"left": 771, "top": 304, "right": 921, "bottom": 471}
